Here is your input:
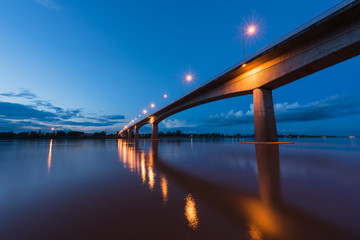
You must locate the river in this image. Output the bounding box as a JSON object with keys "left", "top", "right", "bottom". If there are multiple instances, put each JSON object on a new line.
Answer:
{"left": 0, "top": 138, "right": 359, "bottom": 239}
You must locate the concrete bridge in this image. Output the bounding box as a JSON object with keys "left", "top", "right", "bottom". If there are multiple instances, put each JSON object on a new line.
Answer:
{"left": 120, "top": 0, "right": 360, "bottom": 142}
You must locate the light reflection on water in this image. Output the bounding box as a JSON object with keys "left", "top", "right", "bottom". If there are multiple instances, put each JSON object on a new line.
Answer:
{"left": 185, "top": 193, "right": 199, "bottom": 230}
{"left": 47, "top": 139, "right": 53, "bottom": 174}
{"left": 0, "top": 138, "right": 359, "bottom": 239}
{"left": 160, "top": 174, "right": 168, "bottom": 205}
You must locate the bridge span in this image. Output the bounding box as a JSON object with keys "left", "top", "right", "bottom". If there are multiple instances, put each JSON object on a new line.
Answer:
{"left": 121, "top": 0, "right": 360, "bottom": 142}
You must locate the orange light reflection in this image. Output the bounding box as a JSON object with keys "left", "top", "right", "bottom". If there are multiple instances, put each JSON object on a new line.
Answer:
{"left": 148, "top": 165, "right": 155, "bottom": 191}
{"left": 47, "top": 139, "right": 53, "bottom": 174}
{"left": 161, "top": 175, "right": 168, "bottom": 204}
{"left": 141, "top": 152, "right": 146, "bottom": 184}
{"left": 185, "top": 193, "right": 199, "bottom": 230}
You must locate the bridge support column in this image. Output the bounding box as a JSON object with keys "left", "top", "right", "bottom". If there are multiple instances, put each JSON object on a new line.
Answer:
{"left": 134, "top": 126, "right": 139, "bottom": 140}
{"left": 151, "top": 123, "right": 158, "bottom": 140}
{"left": 253, "top": 88, "right": 278, "bottom": 142}
{"left": 127, "top": 129, "right": 132, "bottom": 141}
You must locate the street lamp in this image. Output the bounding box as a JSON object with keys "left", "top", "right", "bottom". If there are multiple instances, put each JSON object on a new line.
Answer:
{"left": 150, "top": 103, "right": 155, "bottom": 108}
{"left": 143, "top": 109, "right": 147, "bottom": 114}
{"left": 160, "top": 94, "right": 168, "bottom": 108}
{"left": 242, "top": 25, "right": 256, "bottom": 59}
{"left": 183, "top": 74, "right": 193, "bottom": 96}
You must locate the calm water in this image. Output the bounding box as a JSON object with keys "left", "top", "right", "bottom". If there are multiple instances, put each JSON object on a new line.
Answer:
{"left": 0, "top": 138, "right": 359, "bottom": 239}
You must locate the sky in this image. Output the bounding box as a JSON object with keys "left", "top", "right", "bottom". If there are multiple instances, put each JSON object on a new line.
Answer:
{"left": 0, "top": 0, "right": 359, "bottom": 136}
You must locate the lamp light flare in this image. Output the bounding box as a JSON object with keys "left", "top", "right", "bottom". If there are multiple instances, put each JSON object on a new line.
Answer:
{"left": 163, "top": 94, "right": 167, "bottom": 98}
{"left": 248, "top": 26, "right": 256, "bottom": 34}
{"left": 143, "top": 109, "right": 147, "bottom": 114}
{"left": 186, "top": 74, "right": 192, "bottom": 81}
{"left": 150, "top": 103, "right": 155, "bottom": 108}
{"left": 51, "top": 127, "right": 55, "bottom": 131}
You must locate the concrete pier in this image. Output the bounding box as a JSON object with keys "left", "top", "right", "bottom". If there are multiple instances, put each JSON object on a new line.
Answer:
{"left": 127, "top": 129, "right": 132, "bottom": 141}
{"left": 134, "top": 126, "right": 139, "bottom": 140}
{"left": 253, "top": 88, "right": 278, "bottom": 142}
{"left": 151, "top": 123, "right": 158, "bottom": 140}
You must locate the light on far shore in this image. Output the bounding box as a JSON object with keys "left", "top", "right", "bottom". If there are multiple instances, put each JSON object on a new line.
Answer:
{"left": 51, "top": 127, "right": 55, "bottom": 131}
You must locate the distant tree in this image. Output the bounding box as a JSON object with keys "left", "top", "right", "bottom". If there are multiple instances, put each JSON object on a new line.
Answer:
{"left": 18, "top": 132, "right": 29, "bottom": 137}
{"left": 30, "top": 131, "right": 38, "bottom": 137}
{"left": 56, "top": 131, "right": 67, "bottom": 137}
{"left": 93, "top": 131, "right": 106, "bottom": 137}
{"left": 67, "top": 131, "right": 84, "bottom": 137}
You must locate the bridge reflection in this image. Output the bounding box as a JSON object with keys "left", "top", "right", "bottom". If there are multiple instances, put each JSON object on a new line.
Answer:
{"left": 117, "top": 139, "right": 353, "bottom": 239}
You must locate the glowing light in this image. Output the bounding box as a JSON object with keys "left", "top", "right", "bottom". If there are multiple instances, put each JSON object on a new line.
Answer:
{"left": 185, "top": 194, "right": 199, "bottom": 230}
{"left": 138, "top": 115, "right": 141, "bottom": 117}
{"left": 248, "top": 26, "right": 256, "bottom": 34}
{"left": 47, "top": 139, "right": 53, "bottom": 174}
{"left": 149, "top": 116, "right": 155, "bottom": 124}
{"left": 150, "top": 103, "right": 155, "bottom": 108}
{"left": 148, "top": 166, "right": 155, "bottom": 190}
{"left": 163, "top": 94, "right": 167, "bottom": 98}
{"left": 242, "top": 64, "right": 246, "bottom": 67}
{"left": 161, "top": 175, "right": 169, "bottom": 204}
{"left": 51, "top": 127, "right": 55, "bottom": 131}
{"left": 131, "top": 120, "right": 134, "bottom": 123}
{"left": 186, "top": 74, "right": 192, "bottom": 81}
{"left": 143, "top": 109, "right": 147, "bottom": 114}
{"left": 141, "top": 153, "right": 146, "bottom": 184}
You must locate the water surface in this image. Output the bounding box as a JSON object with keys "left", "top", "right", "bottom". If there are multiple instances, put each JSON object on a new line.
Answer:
{"left": 0, "top": 138, "right": 359, "bottom": 239}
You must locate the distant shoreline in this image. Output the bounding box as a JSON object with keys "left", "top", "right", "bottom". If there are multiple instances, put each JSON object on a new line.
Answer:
{"left": 0, "top": 130, "right": 358, "bottom": 140}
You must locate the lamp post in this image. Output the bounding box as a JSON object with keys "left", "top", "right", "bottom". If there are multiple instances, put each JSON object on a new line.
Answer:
{"left": 183, "top": 74, "right": 192, "bottom": 96}
{"left": 242, "top": 25, "right": 256, "bottom": 59}
{"left": 160, "top": 94, "right": 167, "bottom": 108}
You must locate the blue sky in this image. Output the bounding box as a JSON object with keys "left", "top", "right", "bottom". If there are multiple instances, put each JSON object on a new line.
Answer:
{"left": 0, "top": 0, "right": 359, "bottom": 135}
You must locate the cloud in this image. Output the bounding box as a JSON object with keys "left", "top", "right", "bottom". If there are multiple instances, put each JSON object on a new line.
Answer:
{"left": 102, "top": 114, "right": 125, "bottom": 120}
{"left": 162, "top": 119, "right": 197, "bottom": 129}
{"left": 0, "top": 102, "right": 57, "bottom": 120}
{"left": 0, "top": 89, "right": 37, "bottom": 99}
{"left": 0, "top": 89, "right": 125, "bottom": 132}
{"left": 34, "top": 0, "right": 60, "bottom": 10}
{"left": 204, "top": 95, "right": 360, "bottom": 127}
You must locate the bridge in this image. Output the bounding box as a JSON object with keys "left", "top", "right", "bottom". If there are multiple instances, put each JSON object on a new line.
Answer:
{"left": 120, "top": 0, "right": 360, "bottom": 142}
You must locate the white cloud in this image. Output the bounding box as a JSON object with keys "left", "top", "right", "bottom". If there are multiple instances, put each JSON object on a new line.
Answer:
{"left": 162, "top": 119, "right": 196, "bottom": 129}
{"left": 205, "top": 95, "right": 360, "bottom": 126}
